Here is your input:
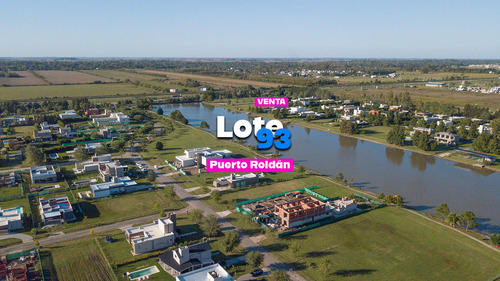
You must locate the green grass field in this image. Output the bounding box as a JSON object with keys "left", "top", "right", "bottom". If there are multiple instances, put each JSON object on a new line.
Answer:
{"left": 0, "top": 238, "right": 22, "bottom": 248}
{"left": 40, "top": 238, "right": 116, "bottom": 281}
{"left": 0, "top": 83, "right": 155, "bottom": 100}
{"left": 261, "top": 206, "right": 500, "bottom": 281}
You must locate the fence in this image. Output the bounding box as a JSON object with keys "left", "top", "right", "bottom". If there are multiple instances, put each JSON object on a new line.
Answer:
{"left": 61, "top": 138, "right": 115, "bottom": 147}
{"left": 235, "top": 186, "right": 319, "bottom": 208}
{"left": 5, "top": 248, "right": 35, "bottom": 261}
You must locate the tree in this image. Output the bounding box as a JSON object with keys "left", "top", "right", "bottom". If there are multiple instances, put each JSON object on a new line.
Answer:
{"left": 156, "top": 141, "right": 164, "bottom": 150}
{"left": 394, "top": 195, "right": 404, "bottom": 206}
{"left": 201, "top": 215, "right": 220, "bottom": 237}
{"left": 74, "top": 146, "right": 90, "bottom": 162}
{"left": 269, "top": 270, "right": 290, "bottom": 281}
{"left": 95, "top": 144, "right": 109, "bottom": 155}
{"left": 319, "top": 258, "right": 331, "bottom": 277}
{"left": 290, "top": 241, "right": 301, "bottom": 257}
{"left": 445, "top": 213, "right": 460, "bottom": 228}
{"left": 200, "top": 121, "right": 210, "bottom": 130}
{"left": 335, "top": 173, "right": 344, "bottom": 181}
{"left": 156, "top": 107, "right": 164, "bottom": 115}
{"left": 386, "top": 125, "right": 406, "bottom": 146}
{"left": 246, "top": 251, "right": 264, "bottom": 268}
{"left": 296, "top": 165, "right": 305, "bottom": 173}
{"left": 165, "top": 186, "right": 176, "bottom": 200}
{"left": 460, "top": 211, "right": 478, "bottom": 231}
{"left": 147, "top": 170, "right": 156, "bottom": 182}
{"left": 490, "top": 233, "right": 500, "bottom": 246}
{"left": 154, "top": 203, "right": 159, "bottom": 210}
{"left": 189, "top": 209, "right": 203, "bottom": 224}
{"left": 159, "top": 210, "right": 166, "bottom": 217}
{"left": 25, "top": 145, "right": 44, "bottom": 166}
{"left": 435, "top": 204, "right": 450, "bottom": 219}
{"left": 219, "top": 230, "right": 240, "bottom": 253}
{"left": 211, "top": 190, "right": 221, "bottom": 203}
{"left": 339, "top": 120, "right": 359, "bottom": 135}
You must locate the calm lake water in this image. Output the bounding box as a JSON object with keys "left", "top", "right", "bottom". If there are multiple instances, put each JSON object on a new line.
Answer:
{"left": 154, "top": 103, "right": 500, "bottom": 233}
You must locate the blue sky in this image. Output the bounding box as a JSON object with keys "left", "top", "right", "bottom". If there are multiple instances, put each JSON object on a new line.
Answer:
{"left": 1, "top": 0, "right": 499, "bottom": 58}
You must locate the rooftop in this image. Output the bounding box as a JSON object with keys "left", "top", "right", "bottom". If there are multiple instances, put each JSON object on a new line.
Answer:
{"left": 176, "top": 264, "right": 234, "bottom": 281}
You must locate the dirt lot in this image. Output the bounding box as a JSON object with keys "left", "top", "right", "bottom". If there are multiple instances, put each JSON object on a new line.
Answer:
{"left": 137, "top": 69, "right": 288, "bottom": 88}
{"left": 35, "top": 70, "right": 115, "bottom": 84}
{"left": 0, "top": 71, "right": 48, "bottom": 86}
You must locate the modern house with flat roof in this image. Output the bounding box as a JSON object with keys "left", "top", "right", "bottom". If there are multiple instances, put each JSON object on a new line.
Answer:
{"left": 0, "top": 207, "right": 24, "bottom": 232}
{"left": 90, "top": 176, "right": 145, "bottom": 198}
{"left": 410, "top": 127, "right": 435, "bottom": 136}
{"left": 59, "top": 110, "right": 79, "bottom": 119}
{"left": 434, "top": 132, "right": 460, "bottom": 146}
{"left": 58, "top": 126, "right": 78, "bottom": 138}
{"left": 213, "top": 173, "right": 259, "bottom": 188}
{"left": 40, "top": 122, "right": 59, "bottom": 131}
{"left": 176, "top": 147, "right": 211, "bottom": 167}
{"left": 159, "top": 242, "right": 214, "bottom": 276}
{"left": 99, "top": 160, "right": 127, "bottom": 182}
{"left": 74, "top": 154, "right": 113, "bottom": 173}
{"left": 33, "top": 129, "right": 53, "bottom": 142}
{"left": 39, "top": 196, "right": 76, "bottom": 225}
{"left": 92, "top": 112, "right": 130, "bottom": 126}
{"left": 328, "top": 197, "right": 357, "bottom": 216}
{"left": 125, "top": 213, "right": 177, "bottom": 255}
{"left": 201, "top": 150, "right": 232, "bottom": 167}
{"left": 275, "top": 197, "right": 331, "bottom": 229}
{"left": 30, "top": 166, "right": 57, "bottom": 184}
{"left": 176, "top": 264, "right": 234, "bottom": 281}
{"left": 425, "top": 82, "right": 447, "bottom": 87}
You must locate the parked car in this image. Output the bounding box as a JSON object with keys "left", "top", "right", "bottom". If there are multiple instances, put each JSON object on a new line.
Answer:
{"left": 250, "top": 269, "right": 263, "bottom": 277}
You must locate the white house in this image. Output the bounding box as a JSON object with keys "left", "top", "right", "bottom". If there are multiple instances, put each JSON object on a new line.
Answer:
{"left": 30, "top": 166, "right": 57, "bottom": 184}
{"left": 125, "top": 214, "right": 177, "bottom": 255}
{"left": 0, "top": 206, "right": 24, "bottom": 231}
{"left": 59, "top": 110, "right": 79, "bottom": 119}
{"left": 289, "top": 106, "right": 307, "bottom": 114}
{"left": 90, "top": 176, "right": 144, "bottom": 198}
{"left": 176, "top": 264, "right": 234, "bottom": 281}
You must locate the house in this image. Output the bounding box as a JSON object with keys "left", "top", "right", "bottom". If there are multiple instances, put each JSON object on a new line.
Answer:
{"left": 410, "top": 127, "right": 434, "bottom": 136}
{"left": 0, "top": 207, "right": 24, "bottom": 232}
{"left": 6, "top": 138, "right": 25, "bottom": 150}
{"left": 368, "top": 110, "right": 380, "bottom": 115}
{"left": 328, "top": 197, "right": 357, "bottom": 216}
{"left": 379, "top": 104, "right": 389, "bottom": 109}
{"left": 363, "top": 101, "right": 377, "bottom": 107}
{"left": 92, "top": 112, "right": 130, "bottom": 125}
{"left": 437, "top": 120, "right": 452, "bottom": 127}
{"left": 0, "top": 173, "right": 18, "bottom": 187}
{"left": 478, "top": 124, "right": 491, "bottom": 134}
{"left": 200, "top": 88, "right": 208, "bottom": 92}
{"left": 170, "top": 89, "right": 178, "bottom": 93}
{"left": 288, "top": 106, "right": 307, "bottom": 114}
{"left": 39, "top": 196, "right": 76, "bottom": 225}
{"left": 99, "top": 160, "right": 127, "bottom": 182}
{"left": 341, "top": 114, "right": 355, "bottom": 121}
{"left": 353, "top": 107, "right": 365, "bottom": 117}
{"left": 389, "top": 105, "right": 402, "bottom": 111}
{"left": 59, "top": 110, "right": 79, "bottom": 119}
{"left": 33, "top": 130, "right": 53, "bottom": 142}
{"left": 159, "top": 242, "right": 214, "bottom": 276}
{"left": 201, "top": 150, "right": 232, "bottom": 167}
{"left": 90, "top": 176, "right": 145, "bottom": 198}
{"left": 125, "top": 213, "right": 177, "bottom": 255}
{"left": 74, "top": 154, "right": 113, "bottom": 173}
{"left": 425, "top": 82, "right": 447, "bottom": 87}
{"left": 40, "top": 122, "right": 59, "bottom": 131}
{"left": 85, "top": 108, "right": 100, "bottom": 117}
{"left": 58, "top": 126, "right": 78, "bottom": 138}
{"left": 434, "top": 132, "right": 460, "bottom": 146}
{"left": 30, "top": 166, "right": 57, "bottom": 184}
{"left": 342, "top": 105, "right": 355, "bottom": 114}
{"left": 6, "top": 152, "right": 23, "bottom": 162}
{"left": 2, "top": 115, "right": 27, "bottom": 126}
{"left": 176, "top": 147, "right": 212, "bottom": 167}
{"left": 275, "top": 197, "right": 331, "bottom": 229}
{"left": 176, "top": 264, "right": 234, "bottom": 281}
{"left": 84, "top": 142, "right": 101, "bottom": 153}
{"left": 213, "top": 173, "right": 259, "bottom": 188}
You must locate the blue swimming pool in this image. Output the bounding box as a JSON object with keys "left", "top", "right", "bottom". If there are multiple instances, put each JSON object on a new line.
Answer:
{"left": 128, "top": 266, "right": 159, "bottom": 279}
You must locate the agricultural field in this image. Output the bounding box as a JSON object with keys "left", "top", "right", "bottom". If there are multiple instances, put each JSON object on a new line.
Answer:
{"left": 34, "top": 70, "right": 115, "bottom": 84}
{"left": 40, "top": 238, "right": 115, "bottom": 281}
{"left": 83, "top": 69, "right": 201, "bottom": 92}
{"left": 0, "top": 83, "right": 156, "bottom": 100}
{"left": 137, "top": 69, "right": 288, "bottom": 88}
{"left": 0, "top": 71, "right": 47, "bottom": 86}
{"left": 260, "top": 206, "right": 500, "bottom": 281}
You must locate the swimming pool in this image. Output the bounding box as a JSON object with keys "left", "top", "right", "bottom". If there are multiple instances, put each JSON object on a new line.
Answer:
{"left": 128, "top": 266, "right": 160, "bottom": 280}
{"left": 49, "top": 153, "right": 59, "bottom": 159}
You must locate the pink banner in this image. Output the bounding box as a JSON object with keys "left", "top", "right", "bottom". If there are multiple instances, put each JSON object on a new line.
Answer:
{"left": 254, "top": 97, "right": 288, "bottom": 107}
{"left": 206, "top": 159, "right": 294, "bottom": 172}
